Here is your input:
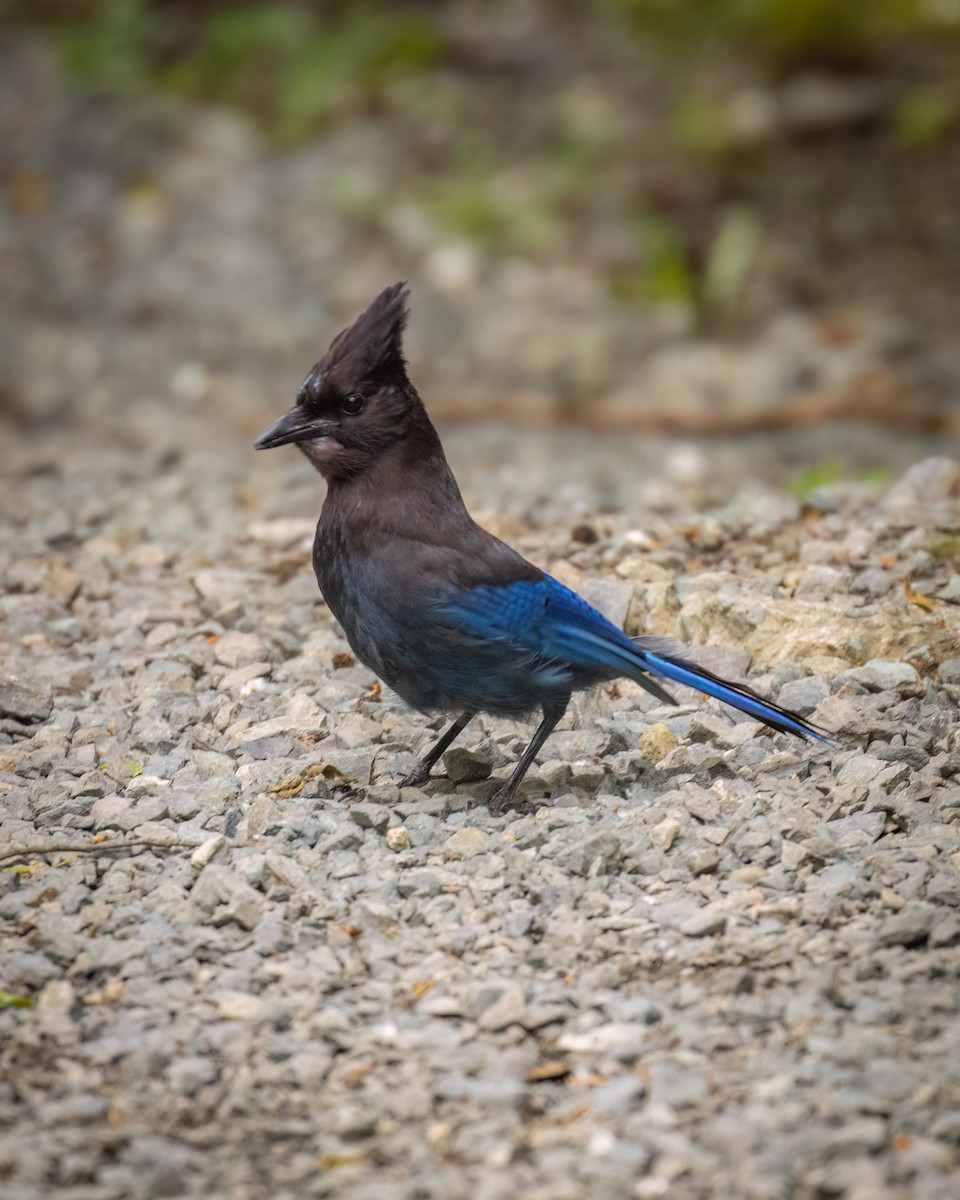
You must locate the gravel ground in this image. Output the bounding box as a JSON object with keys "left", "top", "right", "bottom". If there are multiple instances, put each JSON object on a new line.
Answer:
{"left": 2, "top": 416, "right": 960, "bottom": 1200}
{"left": 3, "top": 34, "right": 960, "bottom": 1200}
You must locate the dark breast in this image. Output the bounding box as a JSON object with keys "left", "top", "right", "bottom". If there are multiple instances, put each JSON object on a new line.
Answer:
{"left": 313, "top": 519, "right": 428, "bottom": 706}
{"left": 313, "top": 520, "right": 374, "bottom": 662}
{"left": 312, "top": 519, "right": 348, "bottom": 627}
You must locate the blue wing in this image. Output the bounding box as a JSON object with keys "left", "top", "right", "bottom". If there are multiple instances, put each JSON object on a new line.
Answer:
{"left": 435, "top": 575, "right": 831, "bottom": 741}
{"left": 435, "top": 576, "right": 673, "bottom": 702}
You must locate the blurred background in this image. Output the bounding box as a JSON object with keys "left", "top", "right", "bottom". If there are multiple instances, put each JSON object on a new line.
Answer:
{"left": 3, "top": 0, "right": 960, "bottom": 500}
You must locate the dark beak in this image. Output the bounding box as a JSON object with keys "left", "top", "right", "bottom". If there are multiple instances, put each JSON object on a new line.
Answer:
{"left": 254, "top": 408, "right": 333, "bottom": 451}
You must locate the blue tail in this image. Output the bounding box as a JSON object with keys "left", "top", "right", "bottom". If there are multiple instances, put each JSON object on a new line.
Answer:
{"left": 634, "top": 641, "right": 832, "bottom": 743}
{"left": 436, "top": 576, "right": 833, "bottom": 743}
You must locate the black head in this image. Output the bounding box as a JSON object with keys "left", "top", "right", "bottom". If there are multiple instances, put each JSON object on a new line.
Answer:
{"left": 255, "top": 283, "right": 430, "bottom": 480}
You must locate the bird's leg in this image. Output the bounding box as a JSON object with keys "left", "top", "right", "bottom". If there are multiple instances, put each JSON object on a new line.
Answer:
{"left": 399, "top": 710, "right": 476, "bottom": 788}
{"left": 489, "top": 696, "right": 569, "bottom": 815}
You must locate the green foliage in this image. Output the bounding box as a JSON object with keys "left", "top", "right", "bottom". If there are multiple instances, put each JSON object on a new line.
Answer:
{"left": 426, "top": 172, "right": 561, "bottom": 255}
{"left": 612, "top": 207, "right": 761, "bottom": 320}
{"left": 670, "top": 94, "right": 731, "bottom": 156}
{"left": 20, "top": 0, "right": 958, "bottom": 334}
{"left": 163, "top": 5, "right": 441, "bottom": 141}
{"left": 429, "top": 179, "right": 506, "bottom": 241}
{"left": 49, "top": 1, "right": 441, "bottom": 140}
{"left": 57, "top": 0, "right": 158, "bottom": 95}
{"left": 859, "top": 468, "right": 893, "bottom": 487}
{"left": 426, "top": 139, "right": 510, "bottom": 242}
{"left": 787, "top": 459, "right": 845, "bottom": 499}
{"left": 604, "top": 0, "right": 960, "bottom": 55}
{"left": 931, "top": 536, "right": 960, "bottom": 561}
{"left": 162, "top": 5, "right": 314, "bottom": 101}
{"left": 895, "top": 84, "right": 951, "bottom": 146}
{"left": 614, "top": 215, "right": 696, "bottom": 307}
{"left": 787, "top": 462, "right": 891, "bottom": 500}
{"left": 422, "top": 104, "right": 623, "bottom": 256}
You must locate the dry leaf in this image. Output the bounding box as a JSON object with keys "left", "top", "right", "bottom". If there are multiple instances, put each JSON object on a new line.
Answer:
{"left": 318, "top": 1152, "right": 366, "bottom": 1170}
{"left": 567, "top": 1073, "right": 608, "bottom": 1088}
{"left": 2, "top": 861, "right": 43, "bottom": 876}
{"left": 904, "top": 578, "right": 936, "bottom": 613}
{"left": 344, "top": 1062, "right": 374, "bottom": 1088}
{"left": 525, "top": 1060, "right": 571, "bottom": 1083}
{"left": 556, "top": 1103, "right": 589, "bottom": 1124}
{"left": 269, "top": 762, "right": 347, "bottom": 799}
{"left": 270, "top": 775, "right": 306, "bottom": 799}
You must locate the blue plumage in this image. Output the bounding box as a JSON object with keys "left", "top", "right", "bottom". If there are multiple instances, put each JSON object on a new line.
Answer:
{"left": 436, "top": 574, "right": 831, "bottom": 742}
{"left": 256, "top": 284, "right": 831, "bottom": 810}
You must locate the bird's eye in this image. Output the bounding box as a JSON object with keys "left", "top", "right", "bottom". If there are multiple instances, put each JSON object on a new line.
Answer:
{"left": 342, "top": 393, "right": 364, "bottom": 415}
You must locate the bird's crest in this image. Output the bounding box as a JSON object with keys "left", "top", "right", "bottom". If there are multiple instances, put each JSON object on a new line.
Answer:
{"left": 326, "top": 282, "right": 409, "bottom": 378}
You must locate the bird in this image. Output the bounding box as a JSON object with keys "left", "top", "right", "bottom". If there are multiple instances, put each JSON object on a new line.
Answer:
{"left": 255, "top": 283, "right": 829, "bottom": 810}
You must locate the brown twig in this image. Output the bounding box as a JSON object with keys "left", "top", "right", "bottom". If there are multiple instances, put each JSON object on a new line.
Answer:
{"left": 0, "top": 836, "right": 233, "bottom": 867}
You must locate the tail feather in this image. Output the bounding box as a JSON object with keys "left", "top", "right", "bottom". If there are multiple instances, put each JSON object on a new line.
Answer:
{"left": 633, "top": 645, "right": 832, "bottom": 743}
{"left": 547, "top": 624, "right": 679, "bottom": 706}
{"left": 469, "top": 576, "right": 833, "bottom": 743}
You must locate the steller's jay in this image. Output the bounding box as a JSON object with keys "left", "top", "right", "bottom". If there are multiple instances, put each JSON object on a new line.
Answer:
{"left": 256, "top": 284, "right": 828, "bottom": 810}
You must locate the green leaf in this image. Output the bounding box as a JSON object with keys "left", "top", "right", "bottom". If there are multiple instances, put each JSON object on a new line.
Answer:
{"left": 56, "top": 0, "right": 159, "bottom": 96}
{"left": 895, "top": 85, "right": 951, "bottom": 147}
{"left": 0, "top": 991, "right": 32, "bottom": 1009}
{"left": 670, "top": 94, "right": 731, "bottom": 156}
{"left": 615, "top": 215, "right": 696, "bottom": 308}
{"left": 787, "top": 460, "right": 845, "bottom": 500}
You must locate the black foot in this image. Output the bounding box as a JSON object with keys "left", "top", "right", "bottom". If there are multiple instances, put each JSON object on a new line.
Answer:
{"left": 488, "top": 784, "right": 520, "bottom": 816}
{"left": 399, "top": 763, "right": 432, "bottom": 789}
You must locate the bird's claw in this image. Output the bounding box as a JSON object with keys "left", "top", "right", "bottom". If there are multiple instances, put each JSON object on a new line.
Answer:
{"left": 399, "top": 763, "right": 432, "bottom": 789}
{"left": 488, "top": 784, "right": 519, "bottom": 816}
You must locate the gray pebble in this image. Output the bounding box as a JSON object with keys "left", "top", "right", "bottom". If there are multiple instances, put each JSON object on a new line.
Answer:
{"left": 442, "top": 745, "right": 493, "bottom": 783}
{"left": 841, "top": 659, "right": 920, "bottom": 692}
{"left": 555, "top": 831, "right": 624, "bottom": 876}
{"left": 191, "top": 863, "right": 263, "bottom": 929}
{"left": 873, "top": 743, "right": 929, "bottom": 770}
{"left": 679, "top": 905, "right": 727, "bottom": 938}
{"left": 777, "top": 676, "right": 831, "bottom": 715}
{"left": 0, "top": 677, "right": 51, "bottom": 723}
{"left": 589, "top": 1074, "right": 646, "bottom": 1114}
{"left": 794, "top": 564, "right": 848, "bottom": 601}
{"left": 851, "top": 568, "right": 894, "bottom": 598}
{"left": 648, "top": 1062, "right": 709, "bottom": 1108}
{"left": 600, "top": 995, "right": 662, "bottom": 1025}
{"left": 5, "top": 949, "right": 62, "bottom": 990}
{"left": 940, "top": 658, "right": 960, "bottom": 685}
{"left": 875, "top": 904, "right": 938, "bottom": 948}
{"left": 348, "top": 802, "right": 390, "bottom": 833}
{"left": 825, "top": 811, "right": 885, "bottom": 844}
